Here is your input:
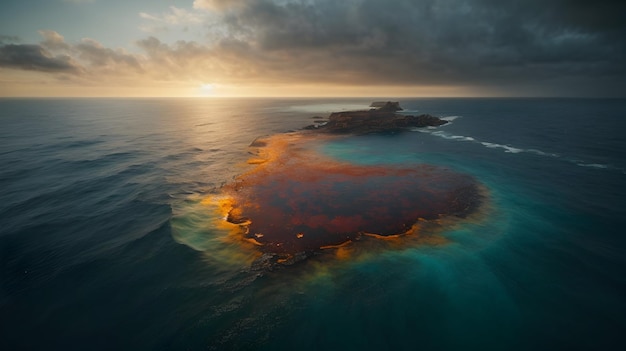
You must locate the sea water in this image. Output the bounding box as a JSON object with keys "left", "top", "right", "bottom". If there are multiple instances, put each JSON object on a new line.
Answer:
{"left": 1, "top": 98, "right": 625, "bottom": 350}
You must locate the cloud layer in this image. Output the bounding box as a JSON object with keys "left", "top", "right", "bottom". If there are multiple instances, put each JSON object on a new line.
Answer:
{"left": 1, "top": 0, "right": 625, "bottom": 96}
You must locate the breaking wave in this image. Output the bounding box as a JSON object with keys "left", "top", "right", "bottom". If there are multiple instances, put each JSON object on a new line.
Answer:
{"left": 575, "top": 162, "right": 609, "bottom": 169}
{"left": 480, "top": 142, "right": 524, "bottom": 154}
{"left": 414, "top": 123, "right": 621, "bottom": 172}
{"left": 440, "top": 116, "right": 461, "bottom": 122}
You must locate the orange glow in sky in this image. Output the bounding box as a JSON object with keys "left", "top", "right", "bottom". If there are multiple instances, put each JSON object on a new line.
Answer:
{"left": 1, "top": 1, "right": 622, "bottom": 97}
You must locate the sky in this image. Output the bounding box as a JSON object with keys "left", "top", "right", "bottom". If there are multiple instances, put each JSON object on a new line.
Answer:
{"left": 0, "top": 0, "right": 625, "bottom": 97}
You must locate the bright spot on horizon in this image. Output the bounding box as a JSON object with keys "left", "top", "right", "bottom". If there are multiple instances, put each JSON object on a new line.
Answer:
{"left": 199, "top": 83, "right": 216, "bottom": 96}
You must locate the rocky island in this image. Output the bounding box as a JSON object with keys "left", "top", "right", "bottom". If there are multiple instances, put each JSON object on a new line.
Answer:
{"left": 209, "top": 102, "right": 484, "bottom": 269}
{"left": 304, "top": 101, "right": 448, "bottom": 134}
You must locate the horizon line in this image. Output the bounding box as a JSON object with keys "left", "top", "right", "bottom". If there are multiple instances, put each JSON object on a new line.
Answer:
{"left": 0, "top": 95, "right": 622, "bottom": 99}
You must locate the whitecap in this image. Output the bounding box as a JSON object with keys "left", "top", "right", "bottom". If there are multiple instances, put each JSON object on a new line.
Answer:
{"left": 480, "top": 142, "right": 524, "bottom": 153}
{"left": 411, "top": 127, "right": 433, "bottom": 132}
{"left": 441, "top": 116, "right": 461, "bottom": 122}
{"left": 413, "top": 123, "right": 619, "bottom": 172}
{"left": 527, "top": 149, "right": 560, "bottom": 157}
{"left": 576, "top": 163, "right": 609, "bottom": 169}
{"left": 431, "top": 131, "right": 475, "bottom": 142}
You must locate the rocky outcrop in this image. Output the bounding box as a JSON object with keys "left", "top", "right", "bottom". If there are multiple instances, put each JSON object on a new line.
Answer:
{"left": 303, "top": 101, "right": 447, "bottom": 134}
{"left": 370, "top": 101, "right": 403, "bottom": 111}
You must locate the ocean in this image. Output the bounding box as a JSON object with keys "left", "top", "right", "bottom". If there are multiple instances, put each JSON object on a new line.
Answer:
{"left": 1, "top": 98, "right": 625, "bottom": 350}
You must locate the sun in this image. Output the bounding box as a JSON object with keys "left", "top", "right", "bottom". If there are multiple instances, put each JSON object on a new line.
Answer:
{"left": 198, "top": 83, "right": 216, "bottom": 96}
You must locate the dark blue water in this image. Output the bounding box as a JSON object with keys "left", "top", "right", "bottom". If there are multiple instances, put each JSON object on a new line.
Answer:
{"left": 1, "top": 98, "right": 625, "bottom": 350}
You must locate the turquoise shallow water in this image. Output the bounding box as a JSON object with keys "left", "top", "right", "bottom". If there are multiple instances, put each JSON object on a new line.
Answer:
{"left": 1, "top": 98, "right": 625, "bottom": 350}
{"left": 314, "top": 133, "right": 624, "bottom": 350}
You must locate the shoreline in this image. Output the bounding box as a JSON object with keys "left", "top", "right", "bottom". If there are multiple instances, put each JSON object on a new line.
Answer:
{"left": 208, "top": 102, "right": 487, "bottom": 266}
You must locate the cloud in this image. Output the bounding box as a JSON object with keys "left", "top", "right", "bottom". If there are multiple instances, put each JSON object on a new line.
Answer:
{"left": 184, "top": 0, "right": 625, "bottom": 93}
{"left": 139, "top": 12, "right": 161, "bottom": 22}
{"left": 140, "top": 6, "right": 204, "bottom": 26}
{"left": 39, "top": 30, "right": 71, "bottom": 51}
{"left": 2, "top": 0, "right": 625, "bottom": 96}
{"left": 193, "top": 0, "right": 246, "bottom": 11}
{"left": 74, "top": 38, "right": 143, "bottom": 72}
{"left": 0, "top": 31, "right": 141, "bottom": 77}
{"left": 0, "top": 43, "right": 80, "bottom": 73}
{"left": 62, "top": 0, "right": 95, "bottom": 4}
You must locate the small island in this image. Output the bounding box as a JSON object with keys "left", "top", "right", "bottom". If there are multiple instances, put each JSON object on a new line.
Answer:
{"left": 304, "top": 101, "right": 448, "bottom": 134}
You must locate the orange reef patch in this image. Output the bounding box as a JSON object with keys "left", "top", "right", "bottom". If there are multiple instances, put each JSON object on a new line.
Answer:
{"left": 217, "top": 132, "right": 483, "bottom": 257}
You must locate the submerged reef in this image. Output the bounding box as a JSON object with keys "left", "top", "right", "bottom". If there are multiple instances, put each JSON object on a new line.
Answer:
{"left": 213, "top": 102, "right": 484, "bottom": 267}
{"left": 229, "top": 144, "right": 480, "bottom": 254}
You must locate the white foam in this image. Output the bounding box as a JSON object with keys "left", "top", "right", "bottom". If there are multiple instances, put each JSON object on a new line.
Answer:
{"left": 455, "top": 136, "right": 475, "bottom": 141}
{"left": 527, "top": 149, "right": 560, "bottom": 157}
{"left": 441, "top": 116, "right": 461, "bottom": 122}
{"left": 411, "top": 117, "right": 617, "bottom": 172}
{"left": 431, "top": 131, "right": 475, "bottom": 142}
{"left": 576, "top": 163, "right": 609, "bottom": 169}
{"left": 411, "top": 127, "right": 432, "bottom": 132}
{"left": 480, "top": 142, "right": 524, "bottom": 153}
{"left": 418, "top": 128, "right": 547, "bottom": 155}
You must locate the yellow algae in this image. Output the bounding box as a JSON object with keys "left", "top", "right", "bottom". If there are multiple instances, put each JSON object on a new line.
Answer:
{"left": 363, "top": 232, "right": 403, "bottom": 240}
{"left": 193, "top": 195, "right": 268, "bottom": 251}
{"left": 320, "top": 240, "right": 353, "bottom": 250}
{"left": 244, "top": 238, "right": 264, "bottom": 246}
{"left": 335, "top": 246, "right": 352, "bottom": 260}
{"left": 247, "top": 158, "right": 268, "bottom": 165}
{"left": 200, "top": 195, "right": 237, "bottom": 217}
{"left": 171, "top": 199, "right": 261, "bottom": 269}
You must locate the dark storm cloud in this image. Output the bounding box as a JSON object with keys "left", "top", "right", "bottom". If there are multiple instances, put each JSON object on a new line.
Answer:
{"left": 2, "top": 0, "right": 624, "bottom": 96}
{"left": 0, "top": 31, "right": 143, "bottom": 78}
{"left": 203, "top": 0, "right": 626, "bottom": 94}
{"left": 0, "top": 43, "right": 80, "bottom": 73}
{"left": 475, "top": 0, "right": 626, "bottom": 34}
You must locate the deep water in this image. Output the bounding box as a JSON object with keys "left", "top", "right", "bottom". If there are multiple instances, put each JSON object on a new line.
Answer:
{"left": 1, "top": 98, "right": 625, "bottom": 350}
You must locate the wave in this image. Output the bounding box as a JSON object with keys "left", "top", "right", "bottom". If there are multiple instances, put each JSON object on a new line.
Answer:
{"left": 576, "top": 162, "right": 609, "bottom": 169}
{"left": 415, "top": 125, "right": 622, "bottom": 172}
{"left": 526, "top": 149, "right": 560, "bottom": 158}
{"left": 573, "top": 162, "right": 625, "bottom": 173}
{"left": 480, "top": 142, "right": 524, "bottom": 154}
{"left": 440, "top": 116, "right": 461, "bottom": 122}
{"left": 431, "top": 131, "right": 475, "bottom": 142}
